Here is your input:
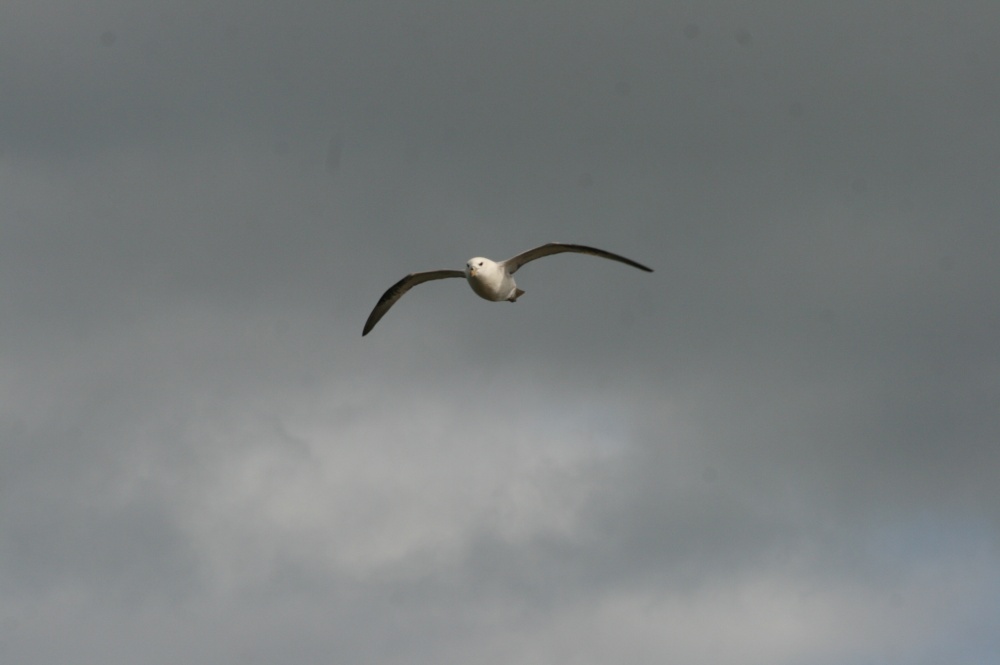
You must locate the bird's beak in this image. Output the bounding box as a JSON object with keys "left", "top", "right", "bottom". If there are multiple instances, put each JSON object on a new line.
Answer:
{"left": 469, "top": 268, "right": 476, "bottom": 277}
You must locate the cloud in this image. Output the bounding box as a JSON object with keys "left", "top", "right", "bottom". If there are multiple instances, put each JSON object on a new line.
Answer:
{"left": 1, "top": 1, "right": 999, "bottom": 663}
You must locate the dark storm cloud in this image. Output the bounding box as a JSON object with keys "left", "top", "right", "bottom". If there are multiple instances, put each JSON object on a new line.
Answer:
{"left": 1, "top": 1, "right": 999, "bottom": 663}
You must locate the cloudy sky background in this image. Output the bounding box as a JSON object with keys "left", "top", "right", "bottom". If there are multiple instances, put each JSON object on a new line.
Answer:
{"left": 2, "top": 1, "right": 999, "bottom": 662}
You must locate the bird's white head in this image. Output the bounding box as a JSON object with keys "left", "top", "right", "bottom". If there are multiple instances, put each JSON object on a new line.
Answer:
{"left": 465, "top": 257, "right": 495, "bottom": 279}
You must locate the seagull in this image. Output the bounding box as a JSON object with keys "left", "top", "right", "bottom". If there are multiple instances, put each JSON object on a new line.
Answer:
{"left": 362, "top": 242, "right": 653, "bottom": 336}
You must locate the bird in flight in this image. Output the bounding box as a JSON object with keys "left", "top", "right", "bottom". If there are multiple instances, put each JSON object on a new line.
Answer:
{"left": 362, "top": 242, "right": 652, "bottom": 336}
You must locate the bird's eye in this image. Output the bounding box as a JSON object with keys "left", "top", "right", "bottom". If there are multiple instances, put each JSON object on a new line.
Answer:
{"left": 478, "top": 262, "right": 483, "bottom": 266}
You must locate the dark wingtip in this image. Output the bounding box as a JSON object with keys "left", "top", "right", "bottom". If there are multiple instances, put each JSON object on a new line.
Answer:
{"left": 626, "top": 259, "right": 654, "bottom": 273}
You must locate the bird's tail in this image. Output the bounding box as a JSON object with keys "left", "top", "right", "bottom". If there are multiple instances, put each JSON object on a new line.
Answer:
{"left": 508, "top": 289, "right": 525, "bottom": 302}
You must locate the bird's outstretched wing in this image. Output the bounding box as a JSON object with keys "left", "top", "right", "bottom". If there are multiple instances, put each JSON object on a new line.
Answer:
{"left": 500, "top": 243, "right": 653, "bottom": 275}
{"left": 362, "top": 270, "right": 465, "bottom": 336}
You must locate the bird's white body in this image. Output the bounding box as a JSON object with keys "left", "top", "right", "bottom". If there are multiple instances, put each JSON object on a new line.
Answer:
{"left": 465, "top": 257, "right": 524, "bottom": 302}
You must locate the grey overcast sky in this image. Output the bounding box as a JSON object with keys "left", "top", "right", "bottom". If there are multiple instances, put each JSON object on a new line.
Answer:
{"left": 2, "top": 2, "right": 999, "bottom": 663}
